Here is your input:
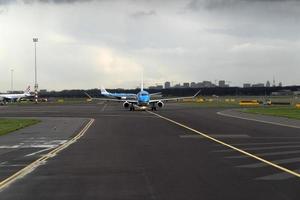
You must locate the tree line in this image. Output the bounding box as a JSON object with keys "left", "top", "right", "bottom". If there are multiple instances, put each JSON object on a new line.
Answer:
{"left": 38, "top": 86, "right": 300, "bottom": 98}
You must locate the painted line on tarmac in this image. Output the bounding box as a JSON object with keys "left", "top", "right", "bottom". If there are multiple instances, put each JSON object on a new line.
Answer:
{"left": 101, "top": 104, "right": 108, "bottom": 112}
{"left": 227, "top": 150, "right": 300, "bottom": 159}
{"left": 179, "top": 134, "right": 250, "bottom": 139}
{"left": 237, "top": 157, "right": 300, "bottom": 168}
{"left": 215, "top": 145, "right": 300, "bottom": 152}
{"left": 147, "top": 111, "right": 300, "bottom": 179}
{"left": 229, "top": 141, "right": 300, "bottom": 146}
{"left": 217, "top": 111, "right": 300, "bottom": 129}
{"left": 256, "top": 168, "right": 300, "bottom": 180}
{"left": 25, "top": 147, "right": 53, "bottom": 157}
{"left": 0, "top": 118, "right": 95, "bottom": 191}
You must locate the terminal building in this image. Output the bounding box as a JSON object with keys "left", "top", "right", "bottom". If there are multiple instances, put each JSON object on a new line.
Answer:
{"left": 252, "top": 83, "right": 265, "bottom": 87}
{"left": 243, "top": 83, "right": 251, "bottom": 88}
{"left": 164, "top": 81, "right": 171, "bottom": 89}
{"left": 183, "top": 82, "right": 190, "bottom": 88}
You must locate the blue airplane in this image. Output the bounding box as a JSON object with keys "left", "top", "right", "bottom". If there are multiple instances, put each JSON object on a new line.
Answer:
{"left": 87, "top": 83, "right": 200, "bottom": 111}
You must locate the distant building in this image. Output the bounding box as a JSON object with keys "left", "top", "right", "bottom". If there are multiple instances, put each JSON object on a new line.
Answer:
{"left": 202, "top": 81, "right": 215, "bottom": 88}
{"left": 243, "top": 83, "right": 251, "bottom": 88}
{"left": 164, "top": 81, "right": 171, "bottom": 89}
{"left": 196, "top": 82, "right": 203, "bottom": 88}
{"left": 252, "top": 83, "right": 265, "bottom": 87}
{"left": 190, "top": 82, "right": 197, "bottom": 88}
{"left": 219, "top": 80, "right": 226, "bottom": 87}
{"left": 7, "top": 90, "right": 23, "bottom": 94}
{"left": 149, "top": 85, "right": 163, "bottom": 90}
{"left": 266, "top": 81, "right": 271, "bottom": 87}
{"left": 183, "top": 82, "right": 190, "bottom": 88}
{"left": 279, "top": 82, "right": 283, "bottom": 87}
{"left": 174, "top": 84, "right": 181, "bottom": 88}
{"left": 40, "top": 89, "right": 47, "bottom": 93}
{"left": 157, "top": 85, "right": 163, "bottom": 90}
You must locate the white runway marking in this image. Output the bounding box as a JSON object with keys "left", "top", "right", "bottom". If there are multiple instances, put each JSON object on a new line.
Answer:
{"left": 215, "top": 145, "right": 300, "bottom": 152}
{"left": 0, "top": 118, "right": 94, "bottom": 191}
{"left": 227, "top": 150, "right": 300, "bottom": 159}
{"left": 101, "top": 104, "right": 108, "bottom": 111}
{"left": 0, "top": 164, "right": 27, "bottom": 167}
{"left": 180, "top": 134, "right": 250, "bottom": 139}
{"left": 257, "top": 169, "right": 300, "bottom": 180}
{"left": 229, "top": 141, "right": 300, "bottom": 146}
{"left": 0, "top": 140, "right": 68, "bottom": 149}
{"left": 0, "top": 145, "right": 20, "bottom": 149}
{"left": 238, "top": 157, "right": 300, "bottom": 168}
{"left": 25, "top": 148, "right": 53, "bottom": 157}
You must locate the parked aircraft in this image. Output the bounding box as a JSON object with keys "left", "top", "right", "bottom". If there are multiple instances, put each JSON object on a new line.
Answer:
{"left": 100, "top": 86, "right": 137, "bottom": 100}
{"left": 0, "top": 86, "right": 32, "bottom": 103}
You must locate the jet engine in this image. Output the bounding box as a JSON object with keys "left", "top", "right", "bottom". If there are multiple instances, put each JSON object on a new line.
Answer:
{"left": 123, "top": 101, "right": 130, "bottom": 108}
{"left": 157, "top": 101, "right": 164, "bottom": 108}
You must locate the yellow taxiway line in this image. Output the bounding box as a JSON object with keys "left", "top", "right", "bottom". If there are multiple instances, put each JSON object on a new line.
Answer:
{"left": 0, "top": 118, "right": 95, "bottom": 191}
{"left": 148, "top": 111, "right": 300, "bottom": 178}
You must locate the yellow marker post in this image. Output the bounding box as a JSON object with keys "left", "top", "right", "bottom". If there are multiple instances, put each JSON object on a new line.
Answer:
{"left": 239, "top": 100, "right": 260, "bottom": 106}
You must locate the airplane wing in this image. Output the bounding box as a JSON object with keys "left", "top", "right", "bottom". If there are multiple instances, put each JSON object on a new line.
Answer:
{"left": 149, "top": 92, "right": 162, "bottom": 96}
{"left": 149, "top": 90, "right": 201, "bottom": 103}
{"left": 84, "top": 92, "right": 138, "bottom": 103}
{"left": 122, "top": 93, "right": 137, "bottom": 97}
{"left": 0, "top": 95, "right": 12, "bottom": 100}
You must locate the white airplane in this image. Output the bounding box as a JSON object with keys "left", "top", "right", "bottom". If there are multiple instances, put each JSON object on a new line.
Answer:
{"left": 100, "top": 86, "right": 137, "bottom": 100}
{"left": 86, "top": 82, "right": 200, "bottom": 111}
{"left": 0, "top": 86, "right": 33, "bottom": 103}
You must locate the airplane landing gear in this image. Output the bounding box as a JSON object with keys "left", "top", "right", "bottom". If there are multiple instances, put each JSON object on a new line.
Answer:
{"left": 129, "top": 104, "right": 135, "bottom": 111}
{"left": 150, "top": 102, "right": 157, "bottom": 111}
{"left": 151, "top": 106, "right": 157, "bottom": 111}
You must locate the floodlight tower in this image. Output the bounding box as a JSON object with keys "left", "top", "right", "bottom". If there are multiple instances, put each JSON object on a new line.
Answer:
{"left": 10, "top": 69, "right": 14, "bottom": 93}
{"left": 33, "top": 38, "right": 38, "bottom": 103}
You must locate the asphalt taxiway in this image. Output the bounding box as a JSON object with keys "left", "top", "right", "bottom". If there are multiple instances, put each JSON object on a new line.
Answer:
{"left": 0, "top": 103, "right": 299, "bottom": 200}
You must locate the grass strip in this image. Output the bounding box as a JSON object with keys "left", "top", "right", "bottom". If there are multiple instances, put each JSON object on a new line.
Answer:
{"left": 243, "top": 107, "right": 300, "bottom": 120}
{"left": 0, "top": 119, "right": 40, "bottom": 136}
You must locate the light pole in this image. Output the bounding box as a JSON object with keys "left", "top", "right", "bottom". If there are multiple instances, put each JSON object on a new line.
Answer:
{"left": 33, "top": 38, "right": 38, "bottom": 103}
{"left": 10, "top": 69, "right": 14, "bottom": 93}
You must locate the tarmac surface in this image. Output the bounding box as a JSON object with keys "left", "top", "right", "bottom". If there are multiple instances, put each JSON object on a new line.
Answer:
{"left": 0, "top": 102, "right": 299, "bottom": 200}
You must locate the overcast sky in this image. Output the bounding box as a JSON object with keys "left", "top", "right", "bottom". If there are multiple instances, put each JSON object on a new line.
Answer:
{"left": 1, "top": 0, "right": 300, "bottom": 91}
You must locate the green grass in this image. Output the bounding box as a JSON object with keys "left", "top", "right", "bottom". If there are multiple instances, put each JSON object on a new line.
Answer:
{"left": 181, "top": 100, "right": 240, "bottom": 108}
{"left": 0, "top": 119, "right": 40, "bottom": 136}
{"left": 243, "top": 107, "right": 300, "bottom": 120}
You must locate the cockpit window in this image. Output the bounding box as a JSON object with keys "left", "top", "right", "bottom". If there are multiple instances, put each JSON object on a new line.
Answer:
{"left": 141, "top": 93, "right": 148, "bottom": 96}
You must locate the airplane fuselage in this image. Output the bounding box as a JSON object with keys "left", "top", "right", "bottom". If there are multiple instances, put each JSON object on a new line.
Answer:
{"left": 102, "top": 92, "right": 136, "bottom": 100}
{"left": 0, "top": 93, "right": 31, "bottom": 101}
{"left": 136, "top": 90, "right": 150, "bottom": 106}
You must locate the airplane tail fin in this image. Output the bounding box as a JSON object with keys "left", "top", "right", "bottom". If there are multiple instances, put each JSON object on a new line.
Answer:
{"left": 141, "top": 74, "right": 144, "bottom": 91}
{"left": 84, "top": 92, "right": 92, "bottom": 99}
{"left": 24, "top": 86, "right": 30, "bottom": 94}
{"left": 100, "top": 86, "right": 109, "bottom": 95}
